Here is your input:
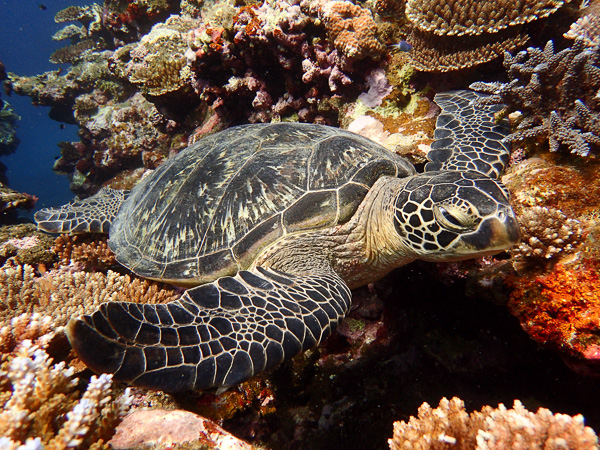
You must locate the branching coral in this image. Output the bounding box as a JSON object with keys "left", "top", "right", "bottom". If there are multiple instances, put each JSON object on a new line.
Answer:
{"left": 51, "top": 4, "right": 107, "bottom": 65}
{"left": 53, "top": 234, "right": 116, "bottom": 270}
{"left": 389, "top": 396, "right": 598, "bottom": 449}
{"left": 0, "top": 264, "right": 179, "bottom": 332}
{"left": 405, "top": 0, "right": 569, "bottom": 71}
{"left": 0, "top": 338, "right": 132, "bottom": 449}
{"left": 565, "top": 12, "right": 600, "bottom": 47}
{"left": 471, "top": 39, "right": 600, "bottom": 156}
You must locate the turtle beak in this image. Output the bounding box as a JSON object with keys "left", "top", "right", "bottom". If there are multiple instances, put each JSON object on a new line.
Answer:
{"left": 463, "top": 206, "right": 520, "bottom": 253}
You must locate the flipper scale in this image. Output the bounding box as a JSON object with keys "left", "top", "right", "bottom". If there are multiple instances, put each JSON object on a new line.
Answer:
{"left": 66, "top": 267, "right": 351, "bottom": 392}
{"left": 34, "top": 187, "right": 130, "bottom": 234}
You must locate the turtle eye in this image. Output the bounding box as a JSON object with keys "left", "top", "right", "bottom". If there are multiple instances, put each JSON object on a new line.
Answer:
{"left": 434, "top": 204, "right": 476, "bottom": 232}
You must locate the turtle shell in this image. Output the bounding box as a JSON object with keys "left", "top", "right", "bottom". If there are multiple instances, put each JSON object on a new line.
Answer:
{"left": 109, "top": 123, "right": 415, "bottom": 285}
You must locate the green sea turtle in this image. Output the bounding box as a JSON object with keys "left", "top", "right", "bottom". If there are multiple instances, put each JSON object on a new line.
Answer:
{"left": 35, "top": 90, "right": 520, "bottom": 392}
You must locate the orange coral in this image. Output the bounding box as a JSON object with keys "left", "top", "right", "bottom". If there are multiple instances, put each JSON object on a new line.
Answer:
{"left": 53, "top": 234, "right": 117, "bottom": 269}
{"left": 321, "top": 1, "right": 385, "bottom": 60}
{"left": 508, "top": 259, "right": 600, "bottom": 371}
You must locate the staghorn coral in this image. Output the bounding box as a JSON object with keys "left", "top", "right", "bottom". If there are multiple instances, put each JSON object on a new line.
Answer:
{"left": 320, "top": 1, "right": 385, "bottom": 60}
{"left": 53, "top": 234, "right": 116, "bottom": 270}
{"left": 405, "top": 0, "right": 569, "bottom": 71}
{"left": 470, "top": 39, "right": 600, "bottom": 156}
{"left": 0, "top": 338, "right": 132, "bottom": 449}
{"left": 508, "top": 259, "right": 600, "bottom": 374}
{"left": 0, "top": 264, "right": 179, "bottom": 331}
{"left": 389, "top": 396, "right": 599, "bottom": 449}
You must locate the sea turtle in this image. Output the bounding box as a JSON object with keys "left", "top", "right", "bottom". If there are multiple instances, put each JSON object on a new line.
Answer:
{"left": 35, "top": 90, "right": 520, "bottom": 392}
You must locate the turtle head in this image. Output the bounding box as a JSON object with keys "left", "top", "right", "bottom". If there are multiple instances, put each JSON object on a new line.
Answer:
{"left": 393, "top": 170, "right": 520, "bottom": 262}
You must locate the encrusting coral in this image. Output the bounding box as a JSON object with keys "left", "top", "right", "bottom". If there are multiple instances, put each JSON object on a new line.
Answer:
{"left": 471, "top": 39, "right": 600, "bottom": 156}
{"left": 405, "top": 0, "right": 570, "bottom": 71}
{"left": 508, "top": 259, "right": 600, "bottom": 375}
{"left": 389, "top": 396, "right": 599, "bottom": 449}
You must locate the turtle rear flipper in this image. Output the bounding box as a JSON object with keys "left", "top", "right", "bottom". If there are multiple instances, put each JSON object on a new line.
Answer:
{"left": 35, "top": 187, "right": 130, "bottom": 234}
{"left": 426, "top": 90, "right": 511, "bottom": 179}
{"left": 66, "top": 266, "right": 351, "bottom": 392}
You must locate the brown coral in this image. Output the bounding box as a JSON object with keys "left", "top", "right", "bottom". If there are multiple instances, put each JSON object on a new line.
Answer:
{"left": 114, "top": 15, "right": 197, "bottom": 97}
{"left": 407, "top": 28, "right": 529, "bottom": 72}
{"left": 405, "top": 0, "right": 569, "bottom": 71}
{"left": 0, "top": 264, "right": 179, "bottom": 332}
{"left": 320, "top": 1, "right": 385, "bottom": 60}
{"left": 0, "top": 337, "right": 132, "bottom": 449}
{"left": 389, "top": 396, "right": 598, "bottom": 449}
{"left": 53, "top": 234, "right": 116, "bottom": 270}
{"left": 406, "top": 0, "right": 566, "bottom": 37}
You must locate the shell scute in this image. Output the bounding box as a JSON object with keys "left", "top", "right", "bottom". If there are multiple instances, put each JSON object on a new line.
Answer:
{"left": 109, "top": 123, "right": 413, "bottom": 283}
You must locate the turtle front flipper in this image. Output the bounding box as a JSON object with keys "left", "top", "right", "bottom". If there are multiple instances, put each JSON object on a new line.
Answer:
{"left": 66, "top": 267, "right": 351, "bottom": 392}
{"left": 426, "top": 90, "right": 511, "bottom": 179}
{"left": 35, "top": 187, "right": 130, "bottom": 234}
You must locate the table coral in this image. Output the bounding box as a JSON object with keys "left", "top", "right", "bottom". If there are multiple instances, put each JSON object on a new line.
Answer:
{"left": 405, "top": 0, "right": 569, "bottom": 71}
{"left": 389, "top": 396, "right": 599, "bottom": 449}
{"left": 471, "top": 39, "right": 600, "bottom": 156}
{"left": 509, "top": 259, "right": 600, "bottom": 374}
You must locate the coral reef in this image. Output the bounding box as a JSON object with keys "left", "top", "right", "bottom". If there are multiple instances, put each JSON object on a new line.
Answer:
{"left": 471, "top": 39, "right": 600, "bottom": 156}
{"left": 111, "top": 15, "right": 197, "bottom": 97}
{"left": 509, "top": 259, "right": 600, "bottom": 375}
{"left": 0, "top": 98, "right": 19, "bottom": 156}
{"left": 0, "top": 337, "right": 132, "bottom": 449}
{"left": 405, "top": 0, "right": 569, "bottom": 71}
{"left": 0, "top": 184, "right": 36, "bottom": 217}
{"left": 0, "top": 224, "right": 55, "bottom": 267}
{"left": 389, "top": 396, "right": 598, "bottom": 449}
{"left": 502, "top": 157, "right": 600, "bottom": 263}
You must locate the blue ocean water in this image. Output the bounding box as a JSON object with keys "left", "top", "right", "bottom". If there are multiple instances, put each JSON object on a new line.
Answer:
{"left": 0, "top": 0, "right": 80, "bottom": 212}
